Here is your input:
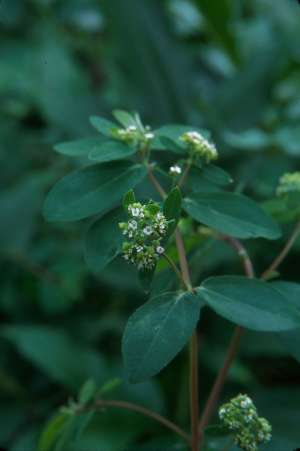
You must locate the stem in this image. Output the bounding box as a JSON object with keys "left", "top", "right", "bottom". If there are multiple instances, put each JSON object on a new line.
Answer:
{"left": 190, "top": 333, "right": 200, "bottom": 451}
{"left": 198, "top": 326, "right": 244, "bottom": 433}
{"left": 198, "top": 237, "right": 254, "bottom": 438}
{"left": 147, "top": 166, "right": 199, "bottom": 451}
{"left": 179, "top": 160, "right": 192, "bottom": 188}
{"left": 221, "top": 235, "right": 254, "bottom": 278}
{"left": 148, "top": 164, "right": 166, "bottom": 198}
{"left": 88, "top": 399, "right": 191, "bottom": 444}
{"left": 261, "top": 218, "right": 300, "bottom": 280}
{"left": 163, "top": 253, "right": 189, "bottom": 290}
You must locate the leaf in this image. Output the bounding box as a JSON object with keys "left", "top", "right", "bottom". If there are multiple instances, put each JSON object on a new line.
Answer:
{"left": 84, "top": 207, "right": 124, "bottom": 273}
{"left": 1, "top": 326, "right": 108, "bottom": 391}
{"left": 78, "top": 379, "right": 97, "bottom": 405}
{"left": 89, "top": 116, "right": 117, "bottom": 136}
{"left": 43, "top": 161, "right": 147, "bottom": 222}
{"left": 185, "top": 168, "right": 223, "bottom": 193}
{"left": 194, "top": 0, "right": 237, "bottom": 62}
{"left": 123, "top": 190, "right": 136, "bottom": 210}
{"left": 273, "top": 281, "right": 300, "bottom": 363}
{"left": 152, "top": 124, "right": 210, "bottom": 152}
{"left": 54, "top": 137, "right": 107, "bottom": 157}
{"left": 224, "top": 129, "right": 271, "bottom": 151}
{"left": 163, "top": 187, "right": 182, "bottom": 235}
{"left": 197, "top": 276, "right": 300, "bottom": 331}
{"left": 88, "top": 140, "right": 137, "bottom": 163}
{"left": 200, "top": 164, "right": 233, "bottom": 186}
{"left": 122, "top": 291, "right": 203, "bottom": 382}
{"left": 38, "top": 413, "right": 69, "bottom": 451}
{"left": 183, "top": 192, "right": 281, "bottom": 239}
{"left": 112, "top": 109, "right": 136, "bottom": 128}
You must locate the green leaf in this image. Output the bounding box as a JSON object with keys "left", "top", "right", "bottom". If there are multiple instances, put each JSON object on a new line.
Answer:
{"left": 84, "top": 207, "right": 124, "bottom": 273}
{"left": 122, "top": 291, "right": 203, "bottom": 382}
{"left": 88, "top": 140, "right": 137, "bottom": 163}
{"left": 43, "top": 161, "right": 147, "bottom": 222}
{"left": 89, "top": 116, "right": 116, "bottom": 136}
{"left": 273, "top": 281, "right": 300, "bottom": 363}
{"left": 1, "top": 326, "right": 108, "bottom": 391}
{"left": 152, "top": 125, "right": 210, "bottom": 152}
{"left": 200, "top": 164, "right": 233, "bottom": 186}
{"left": 54, "top": 137, "right": 107, "bottom": 157}
{"left": 123, "top": 190, "right": 136, "bottom": 210}
{"left": 183, "top": 192, "right": 281, "bottom": 239}
{"left": 38, "top": 413, "right": 69, "bottom": 451}
{"left": 163, "top": 187, "right": 182, "bottom": 235}
{"left": 197, "top": 276, "right": 300, "bottom": 331}
{"left": 224, "top": 129, "right": 271, "bottom": 151}
{"left": 185, "top": 168, "right": 223, "bottom": 193}
{"left": 194, "top": 0, "right": 238, "bottom": 62}
{"left": 78, "top": 379, "right": 97, "bottom": 405}
{"left": 112, "top": 109, "right": 136, "bottom": 128}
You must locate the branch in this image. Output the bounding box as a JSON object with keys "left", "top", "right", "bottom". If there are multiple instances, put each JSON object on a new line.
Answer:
{"left": 147, "top": 165, "right": 199, "bottom": 451}
{"left": 89, "top": 399, "right": 191, "bottom": 444}
{"left": 198, "top": 237, "right": 254, "bottom": 437}
{"left": 261, "top": 218, "right": 300, "bottom": 280}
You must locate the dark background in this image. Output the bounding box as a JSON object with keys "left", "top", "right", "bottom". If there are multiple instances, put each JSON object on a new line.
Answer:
{"left": 0, "top": 0, "right": 300, "bottom": 450}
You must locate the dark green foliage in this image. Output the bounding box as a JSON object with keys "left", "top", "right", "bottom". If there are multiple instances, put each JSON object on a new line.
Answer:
{"left": 2, "top": 1, "right": 300, "bottom": 450}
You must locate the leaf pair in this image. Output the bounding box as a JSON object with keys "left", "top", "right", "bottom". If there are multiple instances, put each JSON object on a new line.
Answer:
{"left": 123, "top": 276, "right": 300, "bottom": 384}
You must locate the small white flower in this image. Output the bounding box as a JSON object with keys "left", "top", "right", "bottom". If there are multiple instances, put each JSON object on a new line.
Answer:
{"left": 145, "top": 132, "right": 154, "bottom": 140}
{"left": 127, "top": 125, "right": 137, "bottom": 132}
{"left": 169, "top": 165, "right": 182, "bottom": 175}
{"left": 128, "top": 220, "right": 137, "bottom": 230}
{"left": 136, "top": 245, "right": 144, "bottom": 253}
{"left": 131, "top": 208, "right": 140, "bottom": 217}
{"left": 156, "top": 246, "right": 164, "bottom": 254}
{"left": 143, "top": 226, "right": 153, "bottom": 236}
{"left": 156, "top": 212, "right": 163, "bottom": 220}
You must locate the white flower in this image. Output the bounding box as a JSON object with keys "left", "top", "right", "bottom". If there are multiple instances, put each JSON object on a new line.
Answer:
{"left": 136, "top": 245, "right": 144, "bottom": 253}
{"left": 143, "top": 226, "right": 153, "bottom": 236}
{"left": 127, "top": 125, "right": 137, "bottom": 132}
{"left": 130, "top": 207, "right": 140, "bottom": 217}
{"left": 156, "top": 246, "right": 164, "bottom": 254}
{"left": 145, "top": 132, "right": 154, "bottom": 140}
{"left": 169, "top": 165, "right": 182, "bottom": 175}
{"left": 128, "top": 220, "right": 137, "bottom": 230}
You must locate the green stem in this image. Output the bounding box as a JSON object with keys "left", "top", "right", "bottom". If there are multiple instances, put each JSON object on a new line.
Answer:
{"left": 85, "top": 399, "right": 191, "bottom": 444}
{"left": 163, "top": 253, "right": 189, "bottom": 290}
{"left": 261, "top": 218, "right": 300, "bottom": 280}
{"left": 198, "top": 238, "right": 254, "bottom": 440}
{"left": 147, "top": 166, "right": 200, "bottom": 451}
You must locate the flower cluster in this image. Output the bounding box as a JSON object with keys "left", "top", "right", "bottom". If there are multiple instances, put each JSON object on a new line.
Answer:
{"left": 112, "top": 124, "right": 154, "bottom": 146}
{"left": 219, "top": 394, "right": 272, "bottom": 451}
{"left": 180, "top": 130, "right": 218, "bottom": 162}
{"left": 169, "top": 164, "right": 182, "bottom": 176}
{"left": 276, "top": 171, "right": 300, "bottom": 197}
{"left": 119, "top": 201, "right": 168, "bottom": 270}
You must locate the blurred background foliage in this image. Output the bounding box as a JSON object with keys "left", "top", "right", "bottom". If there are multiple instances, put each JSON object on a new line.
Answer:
{"left": 1, "top": 0, "right": 300, "bottom": 450}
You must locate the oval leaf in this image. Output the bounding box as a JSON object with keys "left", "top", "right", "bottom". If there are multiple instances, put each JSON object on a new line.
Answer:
{"left": 201, "top": 164, "right": 233, "bottom": 186}
{"left": 198, "top": 276, "right": 300, "bottom": 331}
{"left": 84, "top": 207, "right": 124, "bottom": 273}
{"left": 122, "top": 291, "right": 203, "bottom": 383}
{"left": 89, "top": 140, "right": 136, "bottom": 163}
{"left": 163, "top": 187, "right": 182, "bottom": 235}
{"left": 183, "top": 192, "right": 281, "bottom": 239}
{"left": 89, "top": 116, "right": 116, "bottom": 136}
{"left": 43, "top": 161, "right": 146, "bottom": 222}
{"left": 54, "top": 137, "right": 107, "bottom": 157}
{"left": 273, "top": 281, "right": 300, "bottom": 363}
